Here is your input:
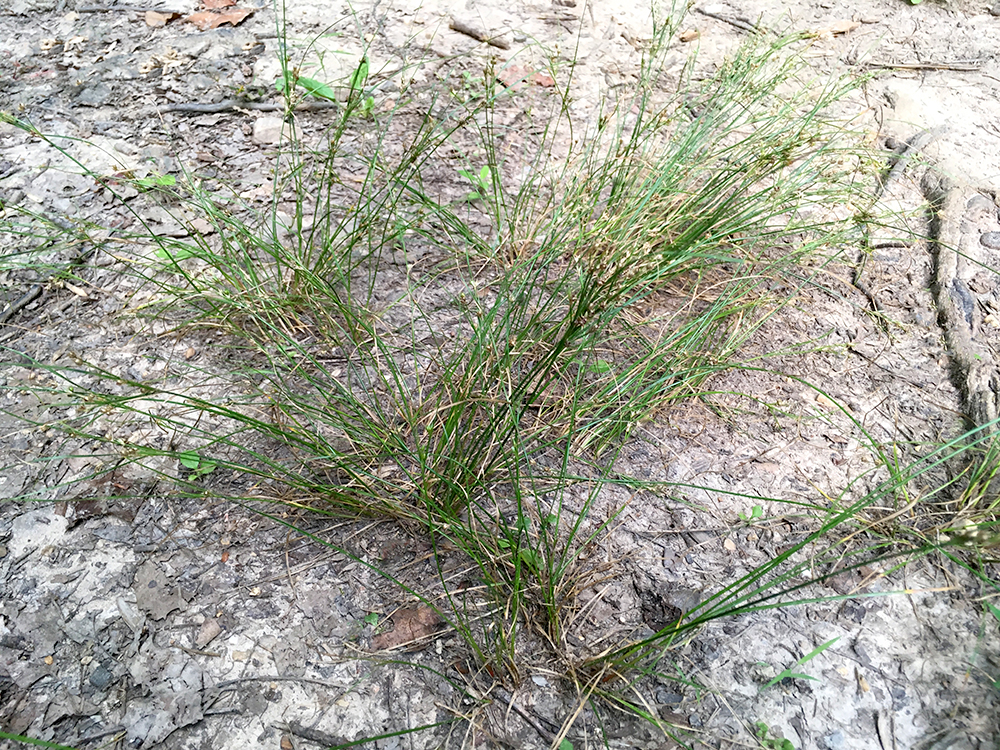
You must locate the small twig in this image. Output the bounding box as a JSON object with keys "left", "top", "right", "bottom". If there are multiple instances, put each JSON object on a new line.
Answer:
{"left": 854, "top": 126, "right": 946, "bottom": 325}
{"left": 491, "top": 686, "right": 560, "bottom": 745}
{"left": 78, "top": 4, "right": 184, "bottom": 11}
{"left": 161, "top": 100, "right": 339, "bottom": 114}
{"left": 877, "top": 126, "right": 945, "bottom": 201}
{"left": 286, "top": 721, "right": 349, "bottom": 747}
{"left": 212, "top": 675, "right": 351, "bottom": 691}
{"left": 449, "top": 17, "right": 511, "bottom": 50}
{"left": 693, "top": 7, "right": 760, "bottom": 33}
{"left": 0, "top": 284, "right": 43, "bottom": 326}
{"left": 78, "top": 726, "right": 126, "bottom": 743}
{"left": 861, "top": 60, "right": 985, "bottom": 73}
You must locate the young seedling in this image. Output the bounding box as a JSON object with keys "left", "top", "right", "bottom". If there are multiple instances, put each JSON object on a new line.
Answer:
{"left": 754, "top": 721, "right": 796, "bottom": 750}
{"left": 457, "top": 165, "right": 493, "bottom": 201}
{"left": 761, "top": 637, "right": 839, "bottom": 691}
{"left": 275, "top": 68, "right": 337, "bottom": 101}
{"left": 178, "top": 451, "right": 217, "bottom": 480}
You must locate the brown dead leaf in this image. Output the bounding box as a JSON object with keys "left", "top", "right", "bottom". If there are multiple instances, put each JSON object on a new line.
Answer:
{"left": 372, "top": 606, "right": 443, "bottom": 650}
{"left": 202, "top": 0, "right": 236, "bottom": 7}
{"left": 184, "top": 7, "right": 253, "bottom": 31}
{"left": 679, "top": 28, "right": 699, "bottom": 42}
{"left": 496, "top": 64, "right": 556, "bottom": 90}
{"left": 145, "top": 10, "right": 180, "bottom": 26}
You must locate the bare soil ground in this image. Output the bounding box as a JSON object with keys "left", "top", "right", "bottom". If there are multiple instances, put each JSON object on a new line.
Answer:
{"left": 2, "top": 0, "right": 1000, "bottom": 748}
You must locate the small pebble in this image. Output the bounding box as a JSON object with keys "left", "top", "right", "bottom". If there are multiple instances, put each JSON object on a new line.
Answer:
{"left": 991, "top": 0, "right": 1000, "bottom": 16}
{"left": 89, "top": 664, "right": 114, "bottom": 689}
{"left": 980, "top": 231, "right": 1000, "bottom": 250}
{"left": 655, "top": 688, "right": 683, "bottom": 704}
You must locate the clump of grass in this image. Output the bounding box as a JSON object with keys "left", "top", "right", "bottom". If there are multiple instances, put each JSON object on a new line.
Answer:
{"left": 9, "top": 7, "right": 996, "bottom": 747}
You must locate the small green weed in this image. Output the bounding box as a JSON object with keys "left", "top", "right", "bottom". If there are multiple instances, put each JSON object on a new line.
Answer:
{"left": 761, "top": 637, "right": 839, "bottom": 691}
{"left": 754, "top": 721, "right": 795, "bottom": 750}
{"left": 177, "top": 451, "right": 217, "bottom": 480}
{"left": 457, "top": 164, "right": 494, "bottom": 201}
{"left": 275, "top": 69, "right": 338, "bottom": 101}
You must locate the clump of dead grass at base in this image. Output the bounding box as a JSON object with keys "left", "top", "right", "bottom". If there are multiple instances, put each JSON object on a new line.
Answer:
{"left": 10, "top": 13, "right": 995, "bottom": 748}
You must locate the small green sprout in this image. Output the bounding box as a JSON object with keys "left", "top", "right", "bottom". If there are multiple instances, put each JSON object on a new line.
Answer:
{"left": 761, "top": 637, "right": 839, "bottom": 691}
{"left": 754, "top": 721, "right": 795, "bottom": 750}
{"left": 178, "top": 451, "right": 216, "bottom": 479}
{"left": 458, "top": 165, "right": 493, "bottom": 201}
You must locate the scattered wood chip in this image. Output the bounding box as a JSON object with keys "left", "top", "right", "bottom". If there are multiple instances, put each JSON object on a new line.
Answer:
{"left": 184, "top": 7, "right": 253, "bottom": 30}
{"left": 195, "top": 617, "right": 222, "bottom": 647}
{"left": 855, "top": 667, "right": 871, "bottom": 693}
{"left": 814, "top": 393, "right": 838, "bottom": 410}
{"left": 63, "top": 281, "right": 89, "bottom": 298}
{"left": 145, "top": 10, "right": 180, "bottom": 26}
{"left": 679, "top": 29, "right": 700, "bottom": 42}
{"left": 813, "top": 20, "right": 860, "bottom": 39}
{"left": 372, "top": 606, "right": 443, "bottom": 650}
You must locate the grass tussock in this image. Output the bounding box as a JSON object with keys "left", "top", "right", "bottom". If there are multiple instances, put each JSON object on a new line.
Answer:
{"left": 3, "top": 6, "right": 999, "bottom": 746}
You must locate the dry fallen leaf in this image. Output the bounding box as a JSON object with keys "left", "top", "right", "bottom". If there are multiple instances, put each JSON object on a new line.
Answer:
{"left": 814, "top": 20, "right": 860, "bottom": 39}
{"left": 202, "top": 0, "right": 236, "bottom": 7}
{"left": 827, "top": 19, "right": 861, "bottom": 34}
{"left": 145, "top": 10, "right": 180, "bottom": 26}
{"left": 372, "top": 606, "right": 443, "bottom": 650}
{"left": 679, "top": 29, "right": 700, "bottom": 42}
{"left": 814, "top": 393, "right": 838, "bottom": 411}
{"left": 184, "top": 8, "right": 253, "bottom": 31}
{"left": 856, "top": 667, "right": 871, "bottom": 693}
{"left": 496, "top": 64, "right": 556, "bottom": 90}
{"left": 723, "top": 537, "right": 737, "bottom": 552}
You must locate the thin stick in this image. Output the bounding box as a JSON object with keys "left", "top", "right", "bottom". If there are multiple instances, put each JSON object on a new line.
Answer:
{"left": 449, "top": 17, "right": 511, "bottom": 50}
{"left": 161, "top": 100, "right": 339, "bottom": 114}
{"left": 0, "top": 284, "right": 42, "bottom": 326}
{"left": 693, "top": 8, "right": 759, "bottom": 33}
{"left": 862, "top": 61, "right": 984, "bottom": 72}
{"left": 78, "top": 4, "right": 183, "bottom": 10}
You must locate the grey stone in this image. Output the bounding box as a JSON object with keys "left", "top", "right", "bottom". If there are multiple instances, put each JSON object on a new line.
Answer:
{"left": 822, "top": 730, "right": 844, "bottom": 749}
{"left": 980, "top": 231, "right": 1000, "bottom": 250}
{"left": 89, "top": 663, "right": 114, "bottom": 689}
{"left": 252, "top": 116, "right": 300, "bottom": 145}
{"left": 76, "top": 83, "right": 113, "bottom": 107}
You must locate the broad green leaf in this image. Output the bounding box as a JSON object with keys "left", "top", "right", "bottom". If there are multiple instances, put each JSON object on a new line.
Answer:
{"left": 296, "top": 76, "right": 337, "bottom": 101}
{"left": 349, "top": 57, "right": 369, "bottom": 91}
{"left": 179, "top": 451, "right": 201, "bottom": 470}
{"left": 136, "top": 174, "right": 175, "bottom": 188}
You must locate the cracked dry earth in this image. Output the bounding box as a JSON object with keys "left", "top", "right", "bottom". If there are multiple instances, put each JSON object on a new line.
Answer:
{"left": 2, "top": 0, "right": 1000, "bottom": 748}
